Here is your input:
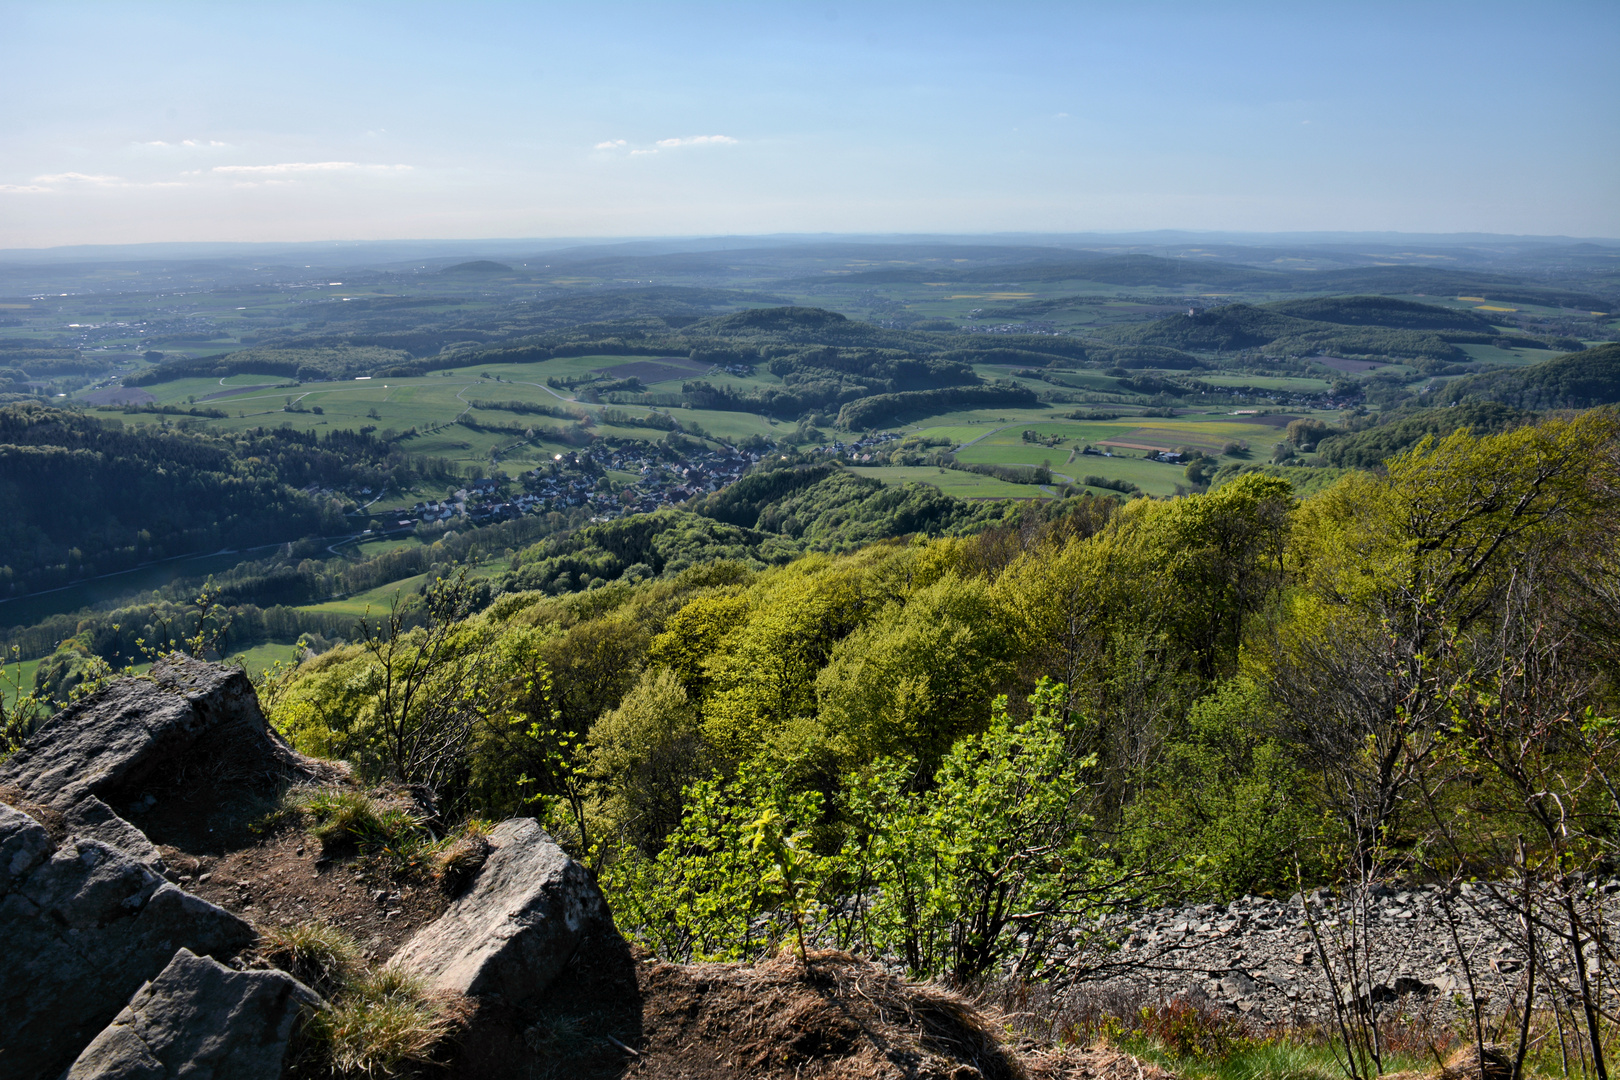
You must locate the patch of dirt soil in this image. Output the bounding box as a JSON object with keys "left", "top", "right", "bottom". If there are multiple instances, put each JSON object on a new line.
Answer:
{"left": 160, "top": 825, "right": 452, "bottom": 963}
{"left": 115, "top": 751, "right": 450, "bottom": 961}
{"left": 453, "top": 943, "right": 1092, "bottom": 1080}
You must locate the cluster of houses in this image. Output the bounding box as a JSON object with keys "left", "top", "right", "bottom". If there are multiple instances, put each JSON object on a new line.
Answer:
{"left": 584, "top": 443, "right": 764, "bottom": 517}
{"left": 960, "top": 319, "right": 1060, "bottom": 335}
{"left": 387, "top": 444, "right": 771, "bottom": 527}
{"left": 809, "top": 432, "right": 902, "bottom": 463}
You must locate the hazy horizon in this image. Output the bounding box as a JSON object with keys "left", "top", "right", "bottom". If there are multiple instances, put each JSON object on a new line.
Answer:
{"left": 5, "top": 1, "right": 1617, "bottom": 247}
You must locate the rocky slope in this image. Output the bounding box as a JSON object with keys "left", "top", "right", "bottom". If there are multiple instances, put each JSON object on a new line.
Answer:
{"left": 3, "top": 658, "right": 1126, "bottom": 1080}
{"left": 1048, "top": 883, "right": 1619, "bottom": 1028}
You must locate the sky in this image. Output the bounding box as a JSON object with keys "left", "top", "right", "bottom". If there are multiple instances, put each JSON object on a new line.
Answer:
{"left": 2, "top": 1, "right": 1617, "bottom": 248}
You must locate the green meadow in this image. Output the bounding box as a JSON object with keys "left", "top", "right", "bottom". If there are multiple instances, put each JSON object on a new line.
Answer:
{"left": 844, "top": 466, "right": 1052, "bottom": 500}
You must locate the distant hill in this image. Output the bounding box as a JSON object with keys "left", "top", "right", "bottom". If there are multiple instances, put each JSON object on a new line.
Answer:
{"left": 1287, "top": 266, "right": 1615, "bottom": 311}
{"left": 1442, "top": 342, "right": 1620, "bottom": 410}
{"left": 960, "top": 256, "right": 1279, "bottom": 289}
{"left": 125, "top": 345, "right": 411, "bottom": 385}
{"left": 1264, "top": 296, "right": 1499, "bottom": 332}
{"left": 702, "top": 306, "right": 850, "bottom": 333}
{"left": 1315, "top": 402, "right": 1540, "bottom": 468}
{"left": 836, "top": 255, "right": 1280, "bottom": 289}
{"left": 442, "top": 260, "right": 513, "bottom": 274}
{"left": 1117, "top": 304, "right": 1318, "bottom": 352}
{"left": 1112, "top": 300, "right": 1541, "bottom": 363}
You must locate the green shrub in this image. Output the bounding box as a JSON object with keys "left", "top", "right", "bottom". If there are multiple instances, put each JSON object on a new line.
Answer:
{"left": 1126, "top": 676, "right": 1326, "bottom": 898}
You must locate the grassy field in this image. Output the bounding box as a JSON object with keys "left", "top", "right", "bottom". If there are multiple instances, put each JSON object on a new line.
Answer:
{"left": 930, "top": 413, "right": 1309, "bottom": 498}
{"left": 845, "top": 466, "right": 1052, "bottom": 500}
{"left": 354, "top": 536, "right": 426, "bottom": 558}
{"left": 95, "top": 355, "right": 788, "bottom": 478}
{"left": 2, "top": 657, "right": 41, "bottom": 710}
{"left": 295, "top": 573, "right": 435, "bottom": 618}
{"left": 229, "top": 641, "right": 303, "bottom": 680}
{"left": 1201, "top": 374, "right": 1334, "bottom": 392}
{"left": 1456, "top": 343, "right": 1562, "bottom": 366}
{"left": 292, "top": 558, "right": 509, "bottom": 620}
{"left": 1066, "top": 454, "right": 1188, "bottom": 497}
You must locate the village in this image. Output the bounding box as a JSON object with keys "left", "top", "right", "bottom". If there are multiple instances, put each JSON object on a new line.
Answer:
{"left": 390, "top": 441, "right": 766, "bottom": 527}
{"left": 376, "top": 431, "right": 907, "bottom": 531}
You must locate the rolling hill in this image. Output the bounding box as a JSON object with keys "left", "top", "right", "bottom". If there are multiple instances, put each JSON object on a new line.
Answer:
{"left": 1442, "top": 342, "right": 1620, "bottom": 410}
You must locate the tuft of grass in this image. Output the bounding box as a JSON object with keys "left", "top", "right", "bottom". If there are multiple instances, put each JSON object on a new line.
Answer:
{"left": 305, "top": 968, "right": 469, "bottom": 1078}
{"left": 430, "top": 819, "right": 494, "bottom": 894}
{"left": 259, "top": 921, "right": 365, "bottom": 999}
{"left": 303, "top": 790, "right": 422, "bottom": 852}
{"left": 272, "top": 929, "right": 473, "bottom": 1079}
{"left": 266, "top": 786, "right": 437, "bottom": 877}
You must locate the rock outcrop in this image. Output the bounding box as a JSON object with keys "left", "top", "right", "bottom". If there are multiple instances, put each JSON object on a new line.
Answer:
{"left": 63, "top": 948, "right": 319, "bottom": 1080}
{"left": 0, "top": 819, "right": 256, "bottom": 1080}
{"left": 63, "top": 794, "right": 168, "bottom": 872}
{"left": 2, "top": 662, "right": 629, "bottom": 1078}
{"left": 0, "top": 658, "right": 312, "bottom": 1080}
{"left": 0, "top": 654, "right": 309, "bottom": 811}
{"left": 389, "top": 817, "right": 611, "bottom": 1002}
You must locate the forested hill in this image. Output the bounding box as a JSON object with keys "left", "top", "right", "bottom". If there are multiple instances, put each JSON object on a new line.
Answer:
{"left": 1313, "top": 402, "right": 1540, "bottom": 468}
{"left": 1262, "top": 295, "right": 1501, "bottom": 331}
{"left": 244, "top": 412, "right": 1620, "bottom": 995}
{"left": 1114, "top": 297, "right": 1576, "bottom": 364}
{"left": 1442, "top": 342, "right": 1620, "bottom": 410}
{"left": 498, "top": 466, "right": 1063, "bottom": 595}
{"left": 0, "top": 404, "right": 459, "bottom": 596}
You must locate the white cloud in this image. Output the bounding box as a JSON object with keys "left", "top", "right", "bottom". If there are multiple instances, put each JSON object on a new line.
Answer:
{"left": 654, "top": 135, "right": 737, "bottom": 148}
{"left": 630, "top": 148, "right": 658, "bottom": 156}
{"left": 211, "top": 162, "right": 411, "bottom": 175}
{"left": 0, "top": 184, "right": 52, "bottom": 193}
{"left": 141, "top": 139, "right": 229, "bottom": 148}
{"left": 594, "top": 139, "right": 628, "bottom": 150}
{"left": 34, "top": 172, "right": 124, "bottom": 185}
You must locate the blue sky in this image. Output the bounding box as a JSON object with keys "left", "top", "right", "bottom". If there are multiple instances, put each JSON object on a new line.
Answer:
{"left": 3, "top": 1, "right": 1616, "bottom": 246}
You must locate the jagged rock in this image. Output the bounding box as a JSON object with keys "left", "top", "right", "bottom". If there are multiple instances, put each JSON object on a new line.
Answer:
{"left": 1219, "top": 971, "right": 1259, "bottom": 999}
{"left": 64, "top": 795, "right": 167, "bottom": 874}
{"left": 0, "top": 822, "right": 256, "bottom": 1080}
{"left": 0, "top": 655, "right": 309, "bottom": 811}
{"left": 389, "top": 818, "right": 611, "bottom": 1002}
{"left": 1, "top": 800, "right": 52, "bottom": 887}
{"left": 63, "top": 948, "right": 319, "bottom": 1080}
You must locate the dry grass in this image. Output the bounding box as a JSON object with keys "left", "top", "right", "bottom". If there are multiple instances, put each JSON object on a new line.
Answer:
{"left": 302, "top": 968, "right": 473, "bottom": 1078}
{"left": 430, "top": 818, "right": 493, "bottom": 894}
{"left": 0, "top": 782, "right": 65, "bottom": 840}
{"left": 258, "top": 920, "right": 366, "bottom": 999}
{"left": 1385, "top": 1043, "right": 1514, "bottom": 1080}
{"left": 258, "top": 785, "right": 444, "bottom": 878}
{"left": 265, "top": 921, "right": 471, "bottom": 1079}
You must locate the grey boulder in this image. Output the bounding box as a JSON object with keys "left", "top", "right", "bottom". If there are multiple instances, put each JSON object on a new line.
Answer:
{"left": 1, "top": 799, "right": 52, "bottom": 888}
{"left": 64, "top": 795, "right": 168, "bottom": 874}
{"left": 0, "top": 825, "right": 255, "bottom": 1080}
{"left": 0, "top": 654, "right": 307, "bottom": 811}
{"left": 389, "top": 817, "right": 611, "bottom": 1002}
{"left": 63, "top": 948, "right": 320, "bottom": 1080}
